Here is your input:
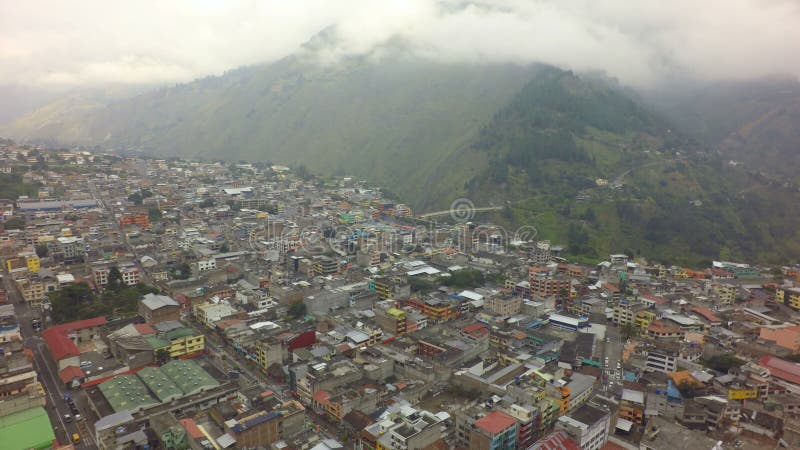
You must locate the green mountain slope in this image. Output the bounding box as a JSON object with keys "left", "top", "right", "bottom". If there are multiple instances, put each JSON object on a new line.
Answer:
{"left": 443, "top": 69, "right": 800, "bottom": 265}
{"left": 644, "top": 77, "right": 800, "bottom": 179}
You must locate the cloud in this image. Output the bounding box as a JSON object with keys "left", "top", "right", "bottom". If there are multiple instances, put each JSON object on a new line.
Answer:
{"left": 0, "top": 0, "right": 798, "bottom": 88}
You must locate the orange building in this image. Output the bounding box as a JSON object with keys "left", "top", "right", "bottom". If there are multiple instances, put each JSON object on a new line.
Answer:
{"left": 759, "top": 324, "right": 800, "bottom": 354}
{"left": 119, "top": 214, "right": 150, "bottom": 228}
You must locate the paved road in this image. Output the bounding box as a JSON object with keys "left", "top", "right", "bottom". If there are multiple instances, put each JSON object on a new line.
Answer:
{"left": 603, "top": 327, "right": 625, "bottom": 390}
{"left": 6, "top": 276, "right": 98, "bottom": 448}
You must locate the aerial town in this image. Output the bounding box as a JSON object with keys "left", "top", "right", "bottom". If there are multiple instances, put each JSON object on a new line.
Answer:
{"left": 3, "top": 143, "right": 800, "bottom": 450}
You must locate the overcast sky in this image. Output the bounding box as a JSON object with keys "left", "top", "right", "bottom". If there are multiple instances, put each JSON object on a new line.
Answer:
{"left": 1, "top": 0, "right": 798, "bottom": 89}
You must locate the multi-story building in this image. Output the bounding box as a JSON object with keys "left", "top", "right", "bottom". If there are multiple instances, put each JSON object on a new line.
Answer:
{"left": 775, "top": 286, "right": 800, "bottom": 310}
{"left": 646, "top": 347, "right": 680, "bottom": 373}
{"left": 224, "top": 401, "right": 305, "bottom": 448}
{"left": 139, "top": 293, "right": 181, "bottom": 325}
{"left": 119, "top": 215, "right": 150, "bottom": 228}
{"left": 469, "top": 410, "right": 518, "bottom": 450}
{"left": 759, "top": 324, "right": 800, "bottom": 354}
{"left": 635, "top": 310, "right": 657, "bottom": 331}
{"left": 619, "top": 389, "right": 646, "bottom": 425}
{"left": 500, "top": 403, "right": 538, "bottom": 448}
{"left": 374, "top": 305, "right": 407, "bottom": 336}
{"left": 711, "top": 282, "right": 738, "bottom": 305}
{"left": 120, "top": 266, "right": 141, "bottom": 286}
{"left": 613, "top": 300, "right": 645, "bottom": 326}
{"left": 486, "top": 295, "right": 522, "bottom": 317}
{"left": 197, "top": 258, "right": 216, "bottom": 272}
{"left": 362, "top": 407, "right": 442, "bottom": 450}
{"left": 16, "top": 278, "right": 46, "bottom": 306}
{"left": 529, "top": 273, "right": 571, "bottom": 298}
{"left": 555, "top": 404, "right": 610, "bottom": 450}
{"left": 254, "top": 338, "right": 284, "bottom": 372}
{"left": 93, "top": 267, "right": 109, "bottom": 286}
{"left": 532, "top": 240, "right": 551, "bottom": 265}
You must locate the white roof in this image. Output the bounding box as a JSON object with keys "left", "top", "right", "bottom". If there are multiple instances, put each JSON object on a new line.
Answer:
{"left": 548, "top": 313, "right": 584, "bottom": 326}
{"left": 141, "top": 293, "right": 179, "bottom": 310}
{"left": 407, "top": 266, "right": 440, "bottom": 276}
{"left": 622, "top": 389, "right": 645, "bottom": 404}
{"left": 458, "top": 290, "right": 484, "bottom": 301}
{"left": 616, "top": 418, "right": 634, "bottom": 432}
{"left": 56, "top": 273, "right": 75, "bottom": 283}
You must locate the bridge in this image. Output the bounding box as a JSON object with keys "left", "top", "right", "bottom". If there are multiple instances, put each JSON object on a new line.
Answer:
{"left": 418, "top": 206, "right": 503, "bottom": 219}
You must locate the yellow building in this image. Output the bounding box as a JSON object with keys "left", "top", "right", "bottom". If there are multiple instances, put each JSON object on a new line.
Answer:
{"left": 25, "top": 254, "right": 40, "bottom": 273}
{"left": 150, "top": 328, "right": 205, "bottom": 358}
{"left": 776, "top": 287, "right": 800, "bottom": 310}
{"left": 635, "top": 310, "right": 657, "bottom": 331}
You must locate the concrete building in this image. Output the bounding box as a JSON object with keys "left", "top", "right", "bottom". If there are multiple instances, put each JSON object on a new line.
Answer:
{"left": 555, "top": 404, "right": 610, "bottom": 450}
{"left": 139, "top": 293, "right": 181, "bottom": 325}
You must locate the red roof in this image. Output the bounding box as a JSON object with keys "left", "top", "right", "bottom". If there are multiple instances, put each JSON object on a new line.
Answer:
{"left": 58, "top": 365, "right": 85, "bottom": 383}
{"left": 760, "top": 355, "right": 800, "bottom": 385}
{"left": 179, "top": 418, "right": 204, "bottom": 439}
{"left": 133, "top": 323, "right": 156, "bottom": 335}
{"left": 529, "top": 431, "right": 580, "bottom": 450}
{"left": 42, "top": 328, "right": 80, "bottom": 361}
{"left": 42, "top": 316, "right": 107, "bottom": 361}
{"left": 474, "top": 411, "right": 516, "bottom": 435}
{"left": 314, "top": 390, "right": 331, "bottom": 404}
{"left": 462, "top": 323, "right": 486, "bottom": 333}
{"left": 692, "top": 306, "right": 721, "bottom": 324}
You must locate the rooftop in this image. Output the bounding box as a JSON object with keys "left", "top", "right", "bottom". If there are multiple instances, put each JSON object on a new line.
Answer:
{"left": 474, "top": 410, "right": 517, "bottom": 435}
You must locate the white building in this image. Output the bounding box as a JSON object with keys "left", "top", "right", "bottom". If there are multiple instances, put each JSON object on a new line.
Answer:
{"left": 555, "top": 404, "right": 610, "bottom": 450}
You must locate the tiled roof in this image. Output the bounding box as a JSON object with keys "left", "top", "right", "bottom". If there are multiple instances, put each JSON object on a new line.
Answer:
{"left": 528, "top": 430, "right": 580, "bottom": 450}
{"left": 58, "top": 365, "right": 85, "bottom": 383}
{"left": 760, "top": 355, "right": 800, "bottom": 385}
{"left": 474, "top": 410, "right": 516, "bottom": 435}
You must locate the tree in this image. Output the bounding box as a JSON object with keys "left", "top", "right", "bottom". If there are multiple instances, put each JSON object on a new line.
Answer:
{"left": 3, "top": 216, "right": 25, "bottom": 230}
{"left": 35, "top": 243, "right": 49, "bottom": 258}
{"left": 155, "top": 348, "right": 169, "bottom": 365}
{"left": 288, "top": 300, "right": 307, "bottom": 319}
{"left": 128, "top": 192, "right": 143, "bottom": 205}
{"left": 620, "top": 322, "right": 638, "bottom": 340}
{"left": 677, "top": 380, "right": 697, "bottom": 399}
{"left": 108, "top": 266, "right": 122, "bottom": 290}
{"left": 200, "top": 198, "right": 215, "bottom": 208}
{"left": 148, "top": 207, "right": 162, "bottom": 222}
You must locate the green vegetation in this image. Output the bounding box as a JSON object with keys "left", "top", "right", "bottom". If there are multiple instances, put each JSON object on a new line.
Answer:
{"left": 440, "top": 269, "right": 485, "bottom": 289}
{"left": 701, "top": 354, "right": 746, "bottom": 373}
{"left": 288, "top": 300, "right": 307, "bottom": 319}
{"left": 50, "top": 282, "right": 158, "bottom": 323}
{"left": 35, "top": 243, "right": 48, "bottom": 258}
{"left": 0, "top": 173, "right": 37, "bottom": 200}
{"left": 2, "top": 216, "right": 25, "bottom": 230}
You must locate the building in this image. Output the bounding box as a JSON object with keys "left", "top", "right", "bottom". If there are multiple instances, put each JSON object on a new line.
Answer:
{"left": 120, "top": 266, "right": 141, "bottom": 286}
{"left": 760, "top": 324, "right": 800, "bottom": 354}
{"left": 254, "top": 338, "right": 284, "bottom": 372}
{"left": 529, "top": 273, "right": 571, "bottom": 298}
{"left": 139, "top": 293, "right": 181, "bottom": 325}
{"left": 197, "top": 258, "right": 217, "bottom": 272}
{"left": 468, "top": 410, "right": 518, "bottom": 450}
{"left": 486, "top": 295, "right": 522, "bottom": 317}
{"left": 532, "top": 240, "right": 551, "bottom": 264}
{"left": 646, "top": 347, "right": 680, "bottom": 373}
{"left": 119, "top": 215, "right": 150, "bottom": 228}
{"left": 555, "top": 404, "right": 610, "bottom": 450}
{"left": 225, "top": 401, "right": 305, "bottom": 448}
{"left": 0, "top": 406, "right": 56, "bottom": 450}
{"left": 42, "top": 316, "right": 107, "bottom": 370}
{"left": 775, "top": 286, "right": 800, "bottom": 310}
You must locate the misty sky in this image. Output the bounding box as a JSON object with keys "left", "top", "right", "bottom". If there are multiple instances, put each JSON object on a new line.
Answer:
{"left": 1, "top": 0, "right": 799, "bottom": 89}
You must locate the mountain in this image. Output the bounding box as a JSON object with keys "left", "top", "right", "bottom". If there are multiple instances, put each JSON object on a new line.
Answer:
{"left": 1, "top": 53, "right": 539, "bottom": 205}
{"left": 433, "top": 69, "right": 800, "bottom": 265}
{"left": 643, "top": 76, "right": 800, "bottom": 177}
{"left": 4, "top": 55, "right": 800, "bottom": 265}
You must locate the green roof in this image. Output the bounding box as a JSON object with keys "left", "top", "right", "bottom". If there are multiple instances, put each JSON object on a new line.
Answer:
{"left": 0, "top": 406, "right": 56, "bottom": 450}
{"left": 161, "top": 359, "right": 219, "bottom": 396}
{"left": 166, "top": 327, "right": 195, "bottom": 341}
{"left": 99, "top": 374, "right": 159, "bottom": 413}
{"left": 137, "top": 366, "right": 184, "bottom": 403}
{"left": 146, "top": 335, "right": 170, "bottom": 350}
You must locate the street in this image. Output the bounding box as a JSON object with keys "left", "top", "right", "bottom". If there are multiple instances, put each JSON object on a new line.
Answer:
{"left": 5, "top": 275, "right": 98, "bottom": 448}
